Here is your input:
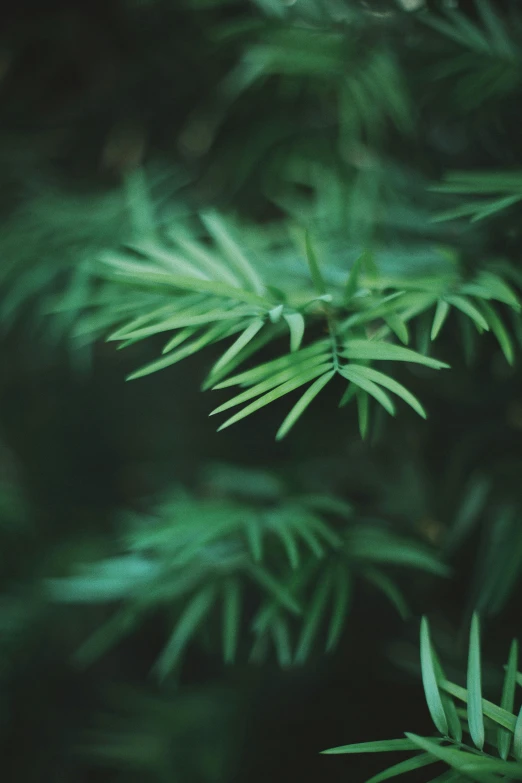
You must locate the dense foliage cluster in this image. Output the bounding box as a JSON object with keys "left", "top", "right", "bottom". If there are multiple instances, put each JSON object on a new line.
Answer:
{"left": 2, "top": 0, "right": 522, "bottom": 781}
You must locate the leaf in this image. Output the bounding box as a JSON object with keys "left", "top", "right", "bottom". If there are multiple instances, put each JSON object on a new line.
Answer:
{"left": 203, "top": 323, "right": 285, "bottom": 389}
{"left": 127, "top": 321, "right": 232, "bottom": 380}
{"left": 162, "top": 326, "right": 199, "bottom": 354}
{"left": 283, "top": 312, "right": 305, "bottom": 352}
{"left": 104, "top": 257, "right": 272, "bottom": 307}
{"left": 445, "top": 296, "right": 490, "bottom": 332}
{"left": 271, "top": 616, "right": 293, "bottom": 667}
{"left": 211, "top": 356, "right": 332, "bottom": 415}
{"left": 357, "top": 388, "right": 369, "bottom": 439}
{"left": 347, "top": 529, "right": 449, "bottom": 576}
{"left": 471, "top": 195, "right": 522, "bottom": 222}
{"left": 294, "top": 573, "right": 332, "bottom": 664}
{"left": 405, "top": 734, "right": 503, "bottom": 783}
{"left": 248, "top": 565, "right": 302, "bottom": 615}
{"left": 339, "top": 382, "right": 357, "bottom": 408}
{"left": 215, "top": 363, "right": 333, "bottom": 431}
{"left": 463, "top": 272, "right": 521, "bottom": 309}
{"left": 222, "top": 577, "right": 241, "bottom": 664}
{"left": 304, "top": 231, "right": 327, "bottom": 296}
{"left": 420, "top": 616, "right": 449, "bottom": 736}
{"left": 480, "top": 301, "right": 515, "bottom": 365}
{"left": 341, "top": 365, "right": 426, "bottom": 418}
{"left": 340, "top": 367, "right": 396, "bottom": 416}
{"left": 277, "top": 525, "right": 300, "bottom": 569}
{"left": 441, "top": 693, "right": 463, "bottom": 744}
{"left": 210, "top": 317, "right": 265, "bottom": 375}
{"left": 384, "top": 313, "right": 409, "bottom": 345}
{"left": 431, "top": 300, "right": 450, "bottom": 340}
{"left": 73, "top": 607, "right": 138, "bottom": 668}
{"left": 468, "top": 612, "right": 485, "bottom": 750}
{"left": 344, "top": 252, "right": 366, "bottom": 300}
{"left": 444, "top": 475, "right": 490, "bottom": 555}
{"left": 244, "top": 517, "right": 263, "bottom": 562}
{"left": 325, "top": 567, "right": 351, "bottom": 652}
{"left": 276, "top": 371, "right": 335, "bottom": 440}
{"left": 123, "top": 167, "right": 156, "bottom": 240}
{"left": 343, "top": 339, "right": 449, "bottom": 369}
{"left": 514, "top": 705, "right": 522, "bottom": 760}
{"left": 172, "top": 232, "right": 242, "bottom": 287}
{"left": 154, "top": 586, "right": 217, "bottom": 679}
{"left": 364, "top": 569, "right": 410, "bottom": 620}
{"left": 498, "top": 639, "right": 518, "bottom": 759}
{"left": 366, "top": 752, "right": 439, "bottom": 783}
{"left": 321, "top": 738, "right": 428, "bottom": 755}
{"left": 475, "top": 0, "right": 513, "bottom": 55}
{"left": 200, "top": 210, "right": 265, "bottom": 295}
{"left": 212, "top": 339, "right": 330, "bottom": 389}
{"left": 440, "top": 679, "right": 516, "bottom": 732}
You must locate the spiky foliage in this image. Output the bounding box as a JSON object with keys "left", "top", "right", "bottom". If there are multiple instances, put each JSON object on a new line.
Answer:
{"left": 323, "top": 615, "right": 522, "bottom": 782}
{"left": 46, "top": 464, "right": 447, "bottom": 676}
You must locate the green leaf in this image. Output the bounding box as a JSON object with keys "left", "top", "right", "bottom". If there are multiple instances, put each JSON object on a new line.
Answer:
{"left": 364, "top": 569, "right": 410, "bottom": 620}
{"left": 514, "top": 705, "right": 522, "bottom": 760}
{"left": 276, "top": 371, "right": 335, "bottom": 440}
{"left": 123, "top": 167, "right": 156, "bottom": 240}
{"left": 343, "top": 340, "right": 449, "bottom": 369}
{"left": 283, "top": 312, "right": 305, "bottom": 352}
{"left": 445, "top": 296, "right": 490, "bottom": 332}
{"left": 471, "top": 195, "right": 522, "bottom": 222}
{"left": 294, "top": 573, "right": 332, "bottom": 664}
{"left": 172, "top": 232, "right": 242, "bottom": 287}
{"left": 211, "top": 356, "right": 332, "bottom": 415}
{"left": 405, "top": 734, "right": 503, "bottom": 783}
{"left": 441, "top": 693, "right": 462, "bottom": 743}
{"left": 277, "top": 525, "right": 300, "bottom": 569}
{"left": 210, "top": 317, "right": 265, "bottom": 375}
{"left": 127, "top": 321, "right": 232, "bottom": 380}
{"left": 384, "top": 313, "right": 409, "bottom": 345}
{"left": 154, "top": 586, "right": 217, "bottom": 679}
{"left": 248, "top": 565, "right": 302, "bottom": 615}
{"left": 73, "top": 607, "right": 137, "bottom": 668}
{"left": 325, "top": 567, "right": 351, "bottom": 652}
{"left": 304, "top": 231, "right": 327, "bottom": 296}
{"left": 103, "top": 256, "right": 272, "bottom": 307}
{"left": 341, "top": 365, "right": 426, "bottom": 418}
{"left": 357, "top": 388, "right": 369, "bottom": 439}
{"left": 366, "top": 752, "right": 439, "bottom": 783}
{"left": 498, "top": 639, "right": 518, "bottom": 759}
{"left": 321, "top": 738, "right": 427, "bottom": 755}
{"left": 271, "top": 616, "right": 293, "bottom": 668}
{"left": 215, "top": 363, "right": 333, "bottom": 431}
{"left": 162, "top": 326, "right": 199, "bottom": 354}
{"left": 420, "top": 616, "right": 449, "bottom": 736}
{"left": 200, "top": 210, "right": 265, "bottom": 295}
{"left": 339, "top": 382, "right": 357, "bottom": 408}
{"left": 347, "top": 529, "right": 449, "bottom": 576}
{"left": 462, "top": 272, "right": 520, "bottom": 309}
{"left": 212, "top": 340, "right": 330, "bottom": 389}
{"left": 344, "top": 252, "right": 366, "bottom": 300}
{"left": 222, "top": 577, "right": 241, "bottom": 664}
{"left": 340, "top": 367, "right": 395, "bottom": 416}
{"left": 203, "top": 322, "right": 285, "bottom": 389}
{"left": 431, "top": 300, "right": 450, "bottom": 340}
{"left": 468, "top": 612, "right": 485, "bottom": 750}
{"left": 244, "top": 517, "right": 263, "bottom": 562}
{"left": 480, "top": 301, "right": 515, "bottom": 365}
{"left": 440, "top": 679, "right": 516, "bottom": 732}
{"left": 444, "top": 475, "right": 490, "bottom": 555}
